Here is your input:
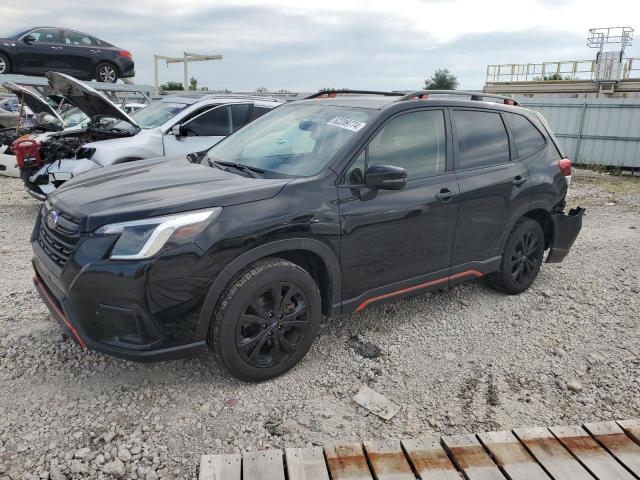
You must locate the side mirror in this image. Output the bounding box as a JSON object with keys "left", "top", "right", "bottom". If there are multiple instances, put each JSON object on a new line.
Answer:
{"left": 170, "top": 124, "right": 184, "bottom": 137}
{"left": 23, "top": 35, "right": 36, "bottom": 45}
{"left": 364, "top": 164, "right": 407, "bottom": 190}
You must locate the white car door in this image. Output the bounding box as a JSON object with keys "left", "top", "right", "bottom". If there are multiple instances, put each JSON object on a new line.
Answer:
{"left": 162, "top": 105, "right": 231, "bottom": 157}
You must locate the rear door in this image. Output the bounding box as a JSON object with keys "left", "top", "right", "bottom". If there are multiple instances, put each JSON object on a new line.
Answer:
{"left": 163, "top": 105, "right": 231, "bottom": 156}
{"left": 450, "top": 108, "right": 531, "bottom": 273}
{"left": 13, "top": 28, "right": 66, "bottom": 74}
{"left": 338, "top": 108, "right": 460, "bottom": 310}
{"left": 60, "top": 30, "right": 99, "bottom": 77}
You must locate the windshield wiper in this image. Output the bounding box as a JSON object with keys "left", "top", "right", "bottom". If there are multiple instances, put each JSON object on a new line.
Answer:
{"left": 208, "top": 158, "right": 265, "bottom": 178}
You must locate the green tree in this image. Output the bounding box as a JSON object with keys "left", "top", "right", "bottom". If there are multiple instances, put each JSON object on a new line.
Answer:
{"left": 189, "top": 77, "right": 198, "bottom": 90}
{"left": 424, "top": 68, "right": 458, "bottom": 90}
{"left": 160, "top": 81, "right": 183, "bottom": 91}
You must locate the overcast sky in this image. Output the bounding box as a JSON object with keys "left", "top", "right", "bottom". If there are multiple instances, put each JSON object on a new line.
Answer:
{"left": 2, "top": 0, "right": 639, "bottom": 91}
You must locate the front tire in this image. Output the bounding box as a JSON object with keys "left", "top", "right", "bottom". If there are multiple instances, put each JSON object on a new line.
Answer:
{"left": 95, "top": 62, "right": 118, "bottom": 83}
{"left": 0, "top": 53, "right": 11, "bottom": 74}
{"left": 208, "top": 258, "right": 322, "bottom": 381}
{"left": 487, "top": 218, "right": 544, "bottom": 294}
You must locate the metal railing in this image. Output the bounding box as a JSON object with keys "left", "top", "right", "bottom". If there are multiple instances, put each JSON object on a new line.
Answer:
{"left": 486, "top": 58, "right": 640, "bottom": 83}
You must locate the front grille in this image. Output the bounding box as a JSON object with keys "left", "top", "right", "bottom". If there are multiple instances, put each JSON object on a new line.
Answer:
{"left": 37, "top": 207, "right": 81, "bottom": 268}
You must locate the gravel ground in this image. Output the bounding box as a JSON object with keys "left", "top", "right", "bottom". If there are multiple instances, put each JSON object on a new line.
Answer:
{"left": 1, "top": 169, "right": 639, "bottom": 480}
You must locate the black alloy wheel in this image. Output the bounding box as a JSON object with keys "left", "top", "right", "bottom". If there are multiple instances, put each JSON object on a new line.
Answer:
{"left": 510, "top": 230, "right": 541, "bottom": 285}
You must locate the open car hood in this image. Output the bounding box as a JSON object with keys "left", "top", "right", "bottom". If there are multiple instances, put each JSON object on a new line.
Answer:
{"left": 45, "top": 72, "right": 139, "bottom": 128}
{"left": 2, "top": 82, "right": 64, "bottom": 125}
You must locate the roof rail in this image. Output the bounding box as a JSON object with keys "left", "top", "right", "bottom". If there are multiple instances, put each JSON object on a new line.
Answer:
{"left": 397, "top": 90, "right": 521, "bottom": 106}
{"left": 306, "top": 89, "right": 404, "bottom": 99}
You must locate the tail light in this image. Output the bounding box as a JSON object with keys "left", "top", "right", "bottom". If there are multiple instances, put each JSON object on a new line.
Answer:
{"left": 13, "top": 138, "right": 42, "bottom": 169}
{"left": 118, "top": 50, "right": 132, "bottom": 59}
{"left": 559, "top": 157, "right": 572, "bottom": 185}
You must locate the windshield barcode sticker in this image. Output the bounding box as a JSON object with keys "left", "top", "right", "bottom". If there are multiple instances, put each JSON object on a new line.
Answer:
{"left": 326, "top": 117, "right": 367, "bottom": 132}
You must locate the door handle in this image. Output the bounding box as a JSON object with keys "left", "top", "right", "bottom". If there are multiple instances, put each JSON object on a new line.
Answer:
{"left": 435, "top": 188, "right": 457, "bottom": 201}
{"left": 50, "top": 46, "right": 63, "bottom": 50}
{"left": 512, "top": 176, "right": 526, "bottom": 186}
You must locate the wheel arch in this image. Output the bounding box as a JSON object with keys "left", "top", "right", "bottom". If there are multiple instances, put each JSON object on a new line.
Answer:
{"left": 194, "top": 238, "right": 341, "bottom": 342}
{"left": 499, "top": 202, "right": 555, "bottom": 253}
{"left": 94, "top": 60, "right": 120, "bottom": 79}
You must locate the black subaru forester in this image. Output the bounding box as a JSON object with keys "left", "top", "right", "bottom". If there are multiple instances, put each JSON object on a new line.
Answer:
{"left": 32, "top": 90, "right": 584, "bottom": 381}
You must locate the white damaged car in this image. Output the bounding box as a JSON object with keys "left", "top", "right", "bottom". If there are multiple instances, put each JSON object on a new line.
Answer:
{"left": 16, "top": 72, "right": 281, "bottom": 199}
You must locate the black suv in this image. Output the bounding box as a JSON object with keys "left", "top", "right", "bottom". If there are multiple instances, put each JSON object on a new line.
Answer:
{"left": 31, "top": 90, "right": 584, "bottom": 381}
{"left": 0, "top": 27, "right": 134, "bottom": 83}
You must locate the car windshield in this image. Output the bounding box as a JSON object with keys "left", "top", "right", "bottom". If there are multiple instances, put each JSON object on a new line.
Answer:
{"left": 206, "top": 103, "right": 374, "bottom": 177}
{"left": 129, "top": 101, "right": 188, "bottom": 129}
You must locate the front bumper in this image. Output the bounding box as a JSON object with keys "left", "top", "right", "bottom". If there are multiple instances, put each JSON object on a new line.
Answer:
{"left": 31, "top": 215, "right": 220, "bottom": 362}
{"left": 546, "top": 207, "right": 585, "bottom": 263}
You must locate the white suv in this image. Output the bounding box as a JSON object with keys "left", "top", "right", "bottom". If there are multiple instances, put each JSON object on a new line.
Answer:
{"left": 17, "top": 72, "right": 282, "bottom": 199}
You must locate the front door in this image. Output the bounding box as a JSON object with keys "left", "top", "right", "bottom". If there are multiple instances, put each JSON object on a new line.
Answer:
{"left": 338, "top": 109, "right": 460, "bottom": 311}
{"left": 450, "top": 108, "right": 531, "bottom": 273}
{"left": 163, "top": 105, "right": 231, "bottom": 157}
{"left": 14, "top": 28, "right": 67, "bottom": 75}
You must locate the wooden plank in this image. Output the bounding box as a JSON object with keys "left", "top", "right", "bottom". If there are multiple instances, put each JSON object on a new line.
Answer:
{"left": 442, "top": 434, "right": 506, "bottom": 480}
{"left": 243, "top": 449, "right": 286, "bottom": 480}
{"left": 285, "top": 447, "right": 331, "bottom": 480}
{"left": 362, "top": 439, "right": 414, "bottom": 480}
{"left": 549, "top": 425, "right": 635, "bottom": 480}
{"left": 618, "top": 419, "right": 640, "bottom": 446}
{"left": 477, "top": 431, "right": 550, "bottom": 480}
{"left": 198, "top": 454, "right": 241, "bottom": 480}
{"left": 584, "top": 421, "right": 640, "bottom": 476}
{"left": 325, "top": 443, "right": 373, "bottom": 480}
{"left": 513, "top": 427, "right": 593, "bottom": 480}
{"left": 401, "top": 436, "right": 461, "bottom": 480}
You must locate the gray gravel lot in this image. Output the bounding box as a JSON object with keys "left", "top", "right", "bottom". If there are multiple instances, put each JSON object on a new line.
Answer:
{"left": 1, "top": 170, "right": 639, "bottom": 479}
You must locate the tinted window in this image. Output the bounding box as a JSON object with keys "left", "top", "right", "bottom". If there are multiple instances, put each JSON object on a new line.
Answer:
{"left": 368, "top": 110, "right": 446, "bottom": 180}
{"left": 230, "top": 104, "right": 251, "bottom": 132}
{"left": 345, "top": 150, "right": 366, "bottom": 185}
{"left": 249, "top": 106, "right": 272, "bottom": 122}
{"left": 507, "top": 113, "right": 546, "bottom": 158}
{"left": 64, "top": 31, "right": 95, "bottom": 46}
{"left": 30, "top": 29, "right": 59, "bottom": 43}
{"left": 184, "top": 106, "right": 229, "bottom": 136}
{"left": 454, "top": 110, "right": 510, "bottom": 169}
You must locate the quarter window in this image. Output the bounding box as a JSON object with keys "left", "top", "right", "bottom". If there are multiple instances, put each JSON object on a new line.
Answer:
{"left": 230, "top": 104, "right": 251, "bottom": 132}
{"left": 183, "top": 106, "right": 230, "bottom": 137}
{"left": 454, "top": 110, "right": 510, "bottom": 169}
{"left": 249, "top": 106, "right": 272, "bottom": 122}
{"left": 345, "top": 150, "right": 366, "bottom": 185}
{"left": 507, "top": 113, "right": 546, "bottom": 158}
{"left": 367, "top": 110, "right": 446, "bottom": 180}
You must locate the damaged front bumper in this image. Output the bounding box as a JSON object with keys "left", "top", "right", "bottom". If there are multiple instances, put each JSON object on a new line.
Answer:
{"left": 24, "top": 157, "right": 99, "bottom": 200}
{"left": 546, "top": 207, "right": 585, "bottom": 263}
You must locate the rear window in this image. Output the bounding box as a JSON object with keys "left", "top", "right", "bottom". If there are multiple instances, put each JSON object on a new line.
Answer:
{"left": 506, "top": 113, "right": 546, "bottom": 158}
{"left": 453, "top": 110, "right": 510, "bottom": 169}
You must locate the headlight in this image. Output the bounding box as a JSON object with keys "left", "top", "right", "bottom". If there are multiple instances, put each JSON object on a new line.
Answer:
{"left": 95, "top": 208, "right": 221, "bottom": 260}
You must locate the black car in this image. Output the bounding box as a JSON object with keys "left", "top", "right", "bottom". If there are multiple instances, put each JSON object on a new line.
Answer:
{"left": 0, "top": 27, "right": 134, "bottom": 83}
{"left": 31, "top": 90, "right": 584, "bottom": 381}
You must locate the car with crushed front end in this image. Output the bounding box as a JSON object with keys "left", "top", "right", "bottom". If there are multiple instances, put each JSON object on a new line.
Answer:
{"left": 32, "top": 89, "right": 584, "bottom": 381}
{"left": 15, "top": 72, "right": 281, "bottom": 199}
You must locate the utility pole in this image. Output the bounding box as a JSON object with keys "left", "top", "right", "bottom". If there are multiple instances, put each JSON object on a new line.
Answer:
{"left": 154, "top": 52, "right": 223, "bottom": 95}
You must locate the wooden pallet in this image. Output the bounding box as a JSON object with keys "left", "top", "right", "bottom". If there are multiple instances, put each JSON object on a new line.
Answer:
{"left": 199, "top": 419, "right": 640, "bottom": 480}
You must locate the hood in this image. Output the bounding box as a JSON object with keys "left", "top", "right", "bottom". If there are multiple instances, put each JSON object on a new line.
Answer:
{"left": 2, "top": 82, "right": 64, "bottom": 125}
{"left": 49, "top": 156, "right": 291, "bottom": 231}
{"left": 45, "top": 72, "right": 138, "bottom": 128}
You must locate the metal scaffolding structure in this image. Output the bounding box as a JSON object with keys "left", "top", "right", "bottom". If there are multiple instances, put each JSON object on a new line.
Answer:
{"left": 154, "top": 52, "right": 223, "bottom": 95}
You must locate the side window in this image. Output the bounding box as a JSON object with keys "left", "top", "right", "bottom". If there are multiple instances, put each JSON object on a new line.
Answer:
{"left": 506, "top": 113, "right": 546, "bottom": 158}
{"left": 30, "top": 29, "right": 60, "bottom": 44}
{"left": 230, "top": 104, "right": 251, "bottom": 132}
{"left": 368, "top": 110, "right": 446, "bottom": 180}
{"left": 453, "top": 110, "right": 510, "bottom": 169}
{"left": 64, "top": 31, "right": 95, "bottom": 46}
{"left": 183, "top": 106, "right": 230, "bottom": 137}
{"left": 345, "top": 150, "right": 366, "bottom": 185}
{"left": 248, "top": 106, "right": 272, "bottom": 122}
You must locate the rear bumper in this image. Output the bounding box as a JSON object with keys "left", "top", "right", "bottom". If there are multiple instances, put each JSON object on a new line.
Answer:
{"left": 546, "top": 207, "right": 585, "bottom": 263}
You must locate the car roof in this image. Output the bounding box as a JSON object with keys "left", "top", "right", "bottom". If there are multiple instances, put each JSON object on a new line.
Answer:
{"left": 160, "top": 94, "right": 282, "bottom": 105}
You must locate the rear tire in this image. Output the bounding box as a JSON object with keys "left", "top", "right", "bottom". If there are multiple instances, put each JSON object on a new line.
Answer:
{"left": 487, "top": 218, "right": 544, "bottom": 294}
{"left": 0, "top": 53, "right": 11, "bottom": 74}
{"left": 208, "top": 258, "right": 322, "bottom": 382}
{"left": 95, "top": 62, "right": 118, "bottom": 83}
